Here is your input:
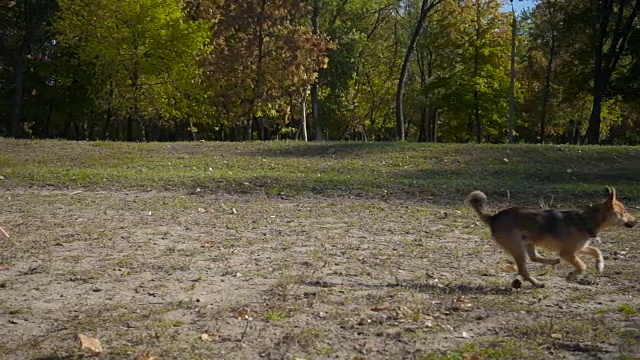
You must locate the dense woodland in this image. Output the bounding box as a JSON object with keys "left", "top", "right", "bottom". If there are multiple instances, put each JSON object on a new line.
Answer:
{"left": 1, "top": 0, "right": 639, "bottom": 144}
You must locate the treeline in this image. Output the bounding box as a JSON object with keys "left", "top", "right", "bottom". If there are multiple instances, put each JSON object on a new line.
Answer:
{"left": 1, "top": 0, "right": 639, "bottom": 144}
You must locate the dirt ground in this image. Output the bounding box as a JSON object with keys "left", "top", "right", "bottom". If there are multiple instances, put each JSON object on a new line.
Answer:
{"left": 0, "top": 188, "right": 638, "bottom": 359}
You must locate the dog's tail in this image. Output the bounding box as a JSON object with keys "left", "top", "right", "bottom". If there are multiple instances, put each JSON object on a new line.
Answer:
{"left": 465, "top": 190, "right": 493, "bottom": 226}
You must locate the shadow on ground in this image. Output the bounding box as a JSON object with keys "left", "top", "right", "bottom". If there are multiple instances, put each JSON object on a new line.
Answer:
{"left": 304, "top": 279, "right": 514, "bottom": 296}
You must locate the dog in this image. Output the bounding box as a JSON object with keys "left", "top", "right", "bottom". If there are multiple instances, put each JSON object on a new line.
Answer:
{"left": 465, "top": 187, "right": 636, "bottom": 288}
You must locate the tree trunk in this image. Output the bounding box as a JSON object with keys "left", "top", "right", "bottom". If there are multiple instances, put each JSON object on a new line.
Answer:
{"left": 396, "top": 0, "right": 442, "bottom": 141}
{"left": 258, "top": 117, "right": 265, "bottom": 140}
{"left": 474, "top": 90, "right": 480, "bottom": 143}
{"left": 508, "top": 1, "right": 517, "bottom": 144}
{"left": 248, "top": 0, "right": 268, "bottom": 141}
{"left": 311, "top": 0, "right": 322, "bottom": 141}
{"left": 430, "top": 110, "right": 437, "bottom": 142}
{"left": 301, "top": 91, "right": 308, "bottom": 141}
{"left": 102, "top": 79, "right": 115, "bottom": 140}
{"left": 540, "top": 30, "right": 555, "bottom": 143}
{"left": 10, "top": 57, "right": 25, "bottom": 138}
{"left": 418, "top": 108, "right": 428, "bottom": 142}
{"left": 245, "top": 114, "right": 253, "bottom": 141}
{"left": 473, "top": 0, "right": 481, "bottom": 143}
{"left": 539, "top": 0, "right": 557, "bottom": 144}
{"left": 586, "top": 74, "right": 606, "bottom": 144}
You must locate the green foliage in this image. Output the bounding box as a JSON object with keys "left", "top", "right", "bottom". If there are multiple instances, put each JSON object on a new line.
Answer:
{"left": 2, "top": 0, "right": 640, "bottom": 142}
{"left": 54, "top": 0, "right": 211, "bottom": 138}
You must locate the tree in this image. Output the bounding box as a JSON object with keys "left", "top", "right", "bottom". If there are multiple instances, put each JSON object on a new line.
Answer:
{"left": 585, "top": 0, "right": 640, "bottom": 144}
{"left": 396, "top": 0, "right": 442, "bottom": 141}
{"left": 55, "top": 0, "right": 211, "bottom": 140}
{"left": 201, "top": 0, "right": 328, "bottom": 140}
{"left": 0, "top": 0, "right": 58, "bottom": 137}
{"left": 429, "top": 0, "right": 511, "bottom": 142}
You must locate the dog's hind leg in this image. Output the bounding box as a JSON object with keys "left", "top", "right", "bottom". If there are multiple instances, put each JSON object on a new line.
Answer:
{"left": 512, "top": 250, "right": 545, "bottom": 288}
{"left": 525, "top": 244, "right": 561, "bottom": 266}
{"left": 496, "top": 232, "right": 546, "bottom": 288}
{"left": 578, "top": 246, "right": 604, "bottom": 273}
{"left": 559, "top": 250, "right": 588, "bottom": 281}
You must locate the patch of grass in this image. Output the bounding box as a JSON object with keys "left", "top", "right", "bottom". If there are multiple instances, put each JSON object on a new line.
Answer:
{"left": 419, "top": 338, "right": 545, "bottom": 360}
{"left": 597, "top": 303, "right": 638, "bottom": 316}
{"left": 2, "top": 139, "right": 639, "bottom": 204}
{"left": 155, "top": 319, "right": 187, "bottom": 329}
{"left": 509, "top": 315, "right": 612, "bottom": 345}
{"left": 288, "top": 328, "right": 325, "bottom": 350}
{"left": 617, "top": 304, "right": 638, "bottom": 316}
{"left": 0, "top": 302, "right": 31, "bottom": 316}
{"left": 263, "top": 310, "right": 287, "bottom": 322}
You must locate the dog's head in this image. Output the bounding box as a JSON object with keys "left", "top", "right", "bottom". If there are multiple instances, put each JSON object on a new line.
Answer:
{"left": 602, "top": 186, "right": 636, "bottom": 229}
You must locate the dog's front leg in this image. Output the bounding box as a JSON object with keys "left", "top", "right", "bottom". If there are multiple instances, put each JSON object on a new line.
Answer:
{"left": 577, "top": 246, "right": 604, "bottom": 273}
{"left": 560, "top": 250, "right": 588, "bottom": 281}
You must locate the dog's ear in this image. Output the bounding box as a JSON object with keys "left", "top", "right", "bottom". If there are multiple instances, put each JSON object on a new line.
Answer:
{"left": 605, "top": 186, "right": 616, "bottom": 205}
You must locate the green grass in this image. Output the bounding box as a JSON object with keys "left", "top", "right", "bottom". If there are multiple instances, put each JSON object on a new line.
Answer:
{"left": 618, "top": 304, "right": 638, "bottom": 316}
{"left": 419, "top": 338, "right": 545, "bottom": 360}
{"left": 1, "top": 138, "right": 639, "bottom": 205}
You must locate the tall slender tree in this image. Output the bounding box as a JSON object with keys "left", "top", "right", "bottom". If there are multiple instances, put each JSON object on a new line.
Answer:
{"left": 585, "top": 0, "right": 640, "bottom": 144}
{"left": 396, "top": 0, "right": 443, "bottom": 141}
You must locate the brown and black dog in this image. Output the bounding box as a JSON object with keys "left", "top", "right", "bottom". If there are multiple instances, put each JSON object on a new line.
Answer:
{"left": 466, "top": 187, "right": 636, "bottom": 288}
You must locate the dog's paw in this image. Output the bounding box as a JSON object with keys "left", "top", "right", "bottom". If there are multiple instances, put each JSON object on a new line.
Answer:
{"left": 596, "top": 261, "right": 604, "bottom": 273}
{"left": 528, "top": 279, "right": 545, "bottom": 288}
{"left": 511, "top": 279, "right": 522, "bottom": 289}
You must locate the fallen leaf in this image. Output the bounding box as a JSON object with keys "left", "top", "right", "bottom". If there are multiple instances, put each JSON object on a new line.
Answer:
{"left": 200, "top": 333, "right": 210, "bottom": 341}
{"left": 134, "top": 351, "right": 157, "bottom": 360}
{"left": 0, "top": 226, "right": 9, "bottom": 238}
{"left": 498, "top": 263, "right": 518, "bottom": 272}
{"left": 394, "top": 306, "right": 414, "bottom": 319}
{"left": 0, "top": 264, "right": 10, "bottom": 271}
{"left": 78, "top": 333, "right": 103, "bottom": 353}
{"left": 233, "top": 307, "right": 254, "bottom": 320}
{"left": 370, "top": 306, "right": 389, "bottom": 312}
{"left": 200, "top": 242, "right": 216, "bottom": 248}
{"left": 451, "top": 295, "right": 473, "bottom": 311}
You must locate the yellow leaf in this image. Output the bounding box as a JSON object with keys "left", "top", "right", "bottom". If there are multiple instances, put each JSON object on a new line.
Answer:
{"left": 498, "top": 263, "right": 518, "bottom": 272}
{"left": 77, "top": 333, "right": 103, "bottom": 353}
{"left": 134, "top": 351, "right": 157, "bottom": 360}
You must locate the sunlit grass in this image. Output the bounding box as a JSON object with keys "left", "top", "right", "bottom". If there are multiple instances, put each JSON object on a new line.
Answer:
{"left": 1, "top": 138, "right": 639, "bottom": 205}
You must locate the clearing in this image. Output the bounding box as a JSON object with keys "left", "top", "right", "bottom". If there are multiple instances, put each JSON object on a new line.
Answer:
{"left": 0, "top": 139, "right": 638, "bottom": 359}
